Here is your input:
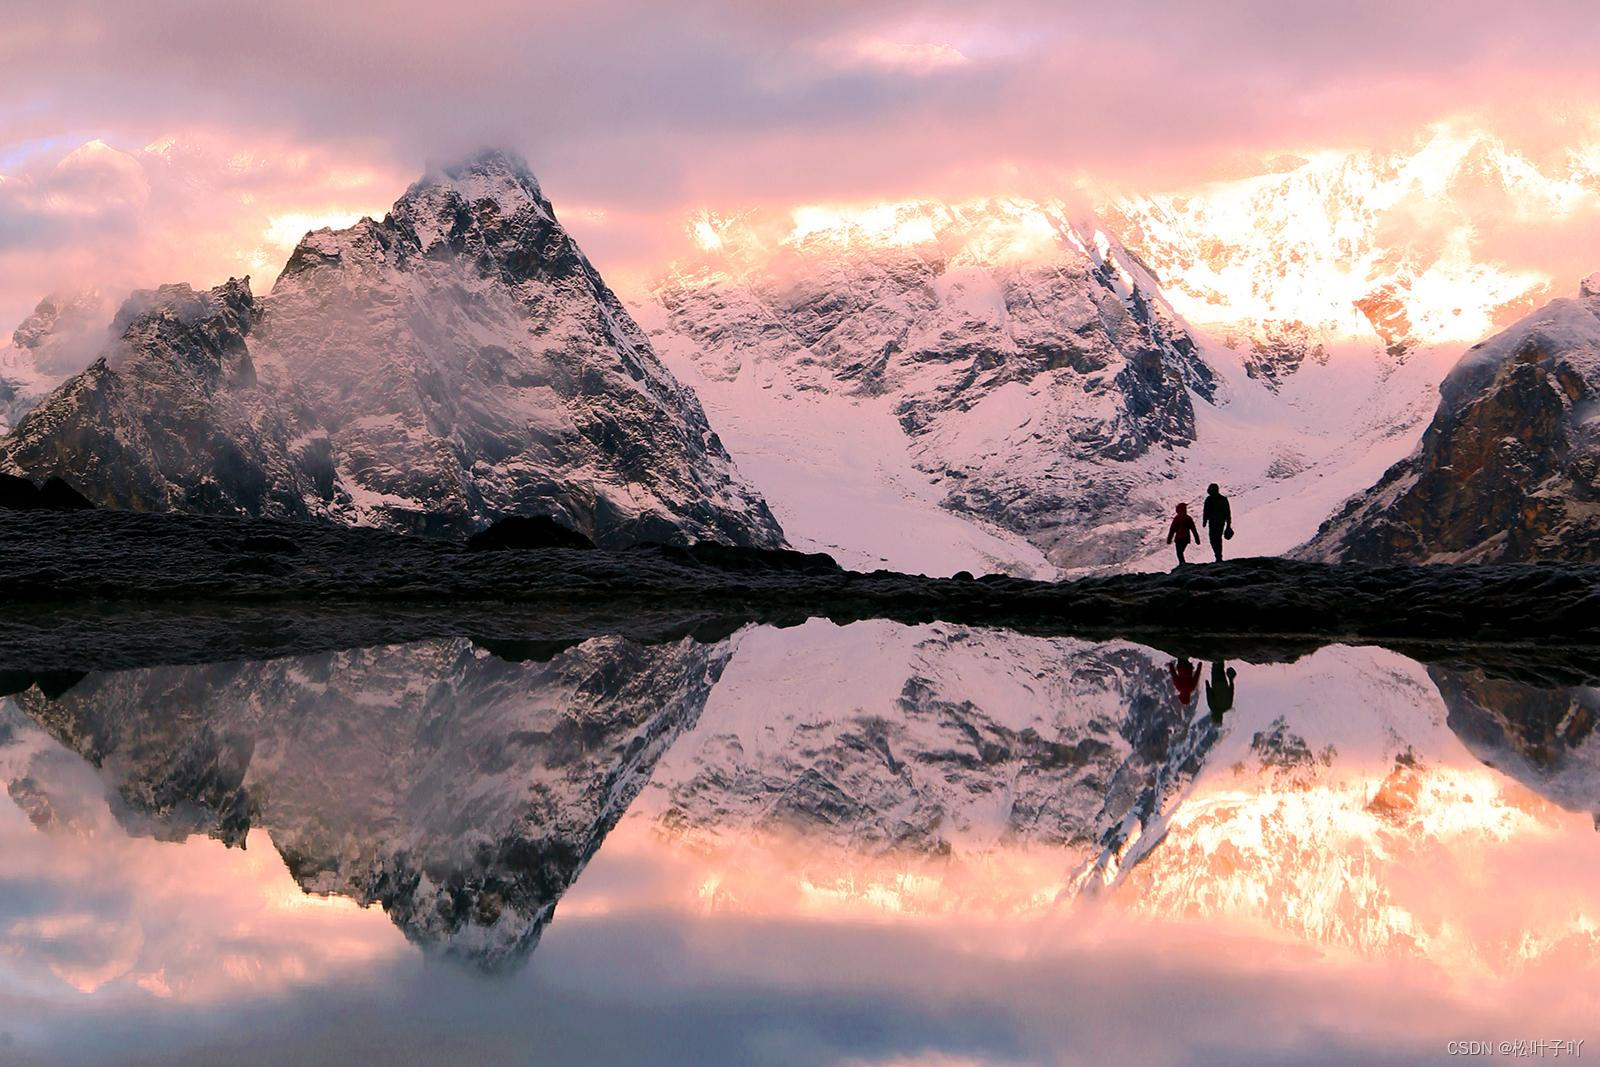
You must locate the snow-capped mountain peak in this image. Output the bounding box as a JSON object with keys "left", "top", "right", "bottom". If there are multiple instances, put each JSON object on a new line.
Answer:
{"left": 3, "top": 151, "right": 784, "bottom": 548}
{"left": 646, "top": 195, "right": 1213, "bottom": 570}
{"left": 1104, "top": 125, "right": 1599, "bottom": 381}
{"left": 386, "top": 150, "right": 555, "bottom": 257}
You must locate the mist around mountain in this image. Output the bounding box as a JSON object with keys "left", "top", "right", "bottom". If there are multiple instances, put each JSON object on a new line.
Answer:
{"left": 0, "top": 153, "right": 781, "bottom": 548}
{"left": 0, "top": 288, "right": 113, "bottom": 434}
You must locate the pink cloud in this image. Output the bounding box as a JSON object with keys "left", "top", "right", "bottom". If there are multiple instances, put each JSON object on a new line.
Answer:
{"left": 5, "top": 1, "right": 1600, "bottom": 325}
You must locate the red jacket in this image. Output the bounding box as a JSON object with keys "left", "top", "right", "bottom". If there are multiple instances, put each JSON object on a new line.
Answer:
{"left": 1169, "top": 660, "right": 1201, "bottom": 705}
{"left": 1167, "top": 505, "right": 1199, "bottom": 546}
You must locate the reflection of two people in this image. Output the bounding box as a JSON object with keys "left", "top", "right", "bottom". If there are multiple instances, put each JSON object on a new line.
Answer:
{"left": 1169, "top": 657, "right": 1238, "bottom": 725}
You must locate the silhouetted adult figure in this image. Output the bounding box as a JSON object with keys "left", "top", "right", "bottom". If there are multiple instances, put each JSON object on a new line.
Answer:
{"left": 1166, "top": 503, "right": 1200, "bottom": 567}
{"left": 1205, "top": 660, "right": 1237, "bottom": 725}
{"left": 1169, "top": 657, "right": 1201, "bottom": 706}
{"left": 1202, "top": 483, "right": 1232, "bottom": 562}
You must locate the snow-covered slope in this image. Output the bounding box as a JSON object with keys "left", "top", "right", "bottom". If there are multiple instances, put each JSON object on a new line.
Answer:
{"left": 639, "top": 194, "right": 1476, "bottom": 573}
{"left": 1104, "top": 126, "right": 1591, "bottom": 381}
{"left": 1120, "top": 336, "right": 1462, "bottom": 569}
{"left": 1298, "top": 276, "right": 1600, "bottom": 562}
{"left": 635, "top": 130, "right": 1593, "bottom": 575}
{"left": 643, "top": 199, "right": 1215, "bottom": 571}
{"left": 6, "top": 635, "right": 731, "bottom": 968}
{"left": 0, "top": 153, "right": 782, "bottom": 547}
{"left": 0, "top": 289, "right": 112, "bottom": 434}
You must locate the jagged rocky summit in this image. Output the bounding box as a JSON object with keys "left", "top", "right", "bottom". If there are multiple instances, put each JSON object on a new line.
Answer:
{"left": 0, "top": 152, "right": 783, "bottom": 549}
{"left": 1299, "top": 275, "right": 1600, "bottom": 563}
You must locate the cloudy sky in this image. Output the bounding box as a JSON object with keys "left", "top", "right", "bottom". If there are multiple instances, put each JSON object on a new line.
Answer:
{"left": 4, "top": 0, "right": 1600, "bottom": 327}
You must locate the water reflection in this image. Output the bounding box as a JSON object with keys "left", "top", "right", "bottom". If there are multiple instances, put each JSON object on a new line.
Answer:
{"left": 1, "top": 621, "right": 1597, "bottom": 1063}
{"left": 1205, "top": 660, "right": 1236, "bottom": 725}
{"left": 6, "top": 636, "right": 730, "bottom": 968}
{"left": 1433, "top": 664, "right": 1600, "bottom": 824}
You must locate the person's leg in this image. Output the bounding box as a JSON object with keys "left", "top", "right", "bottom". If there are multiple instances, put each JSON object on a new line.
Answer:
{"left": 1175, "top": 542, "right": 1187, "bottom": 565}
{"left": 1210, "top": 527, "right": 1225, "bottom": 562}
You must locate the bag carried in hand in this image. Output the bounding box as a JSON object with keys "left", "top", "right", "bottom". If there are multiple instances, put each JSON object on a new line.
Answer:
{"left": 1224, "top": 525, "right": 1234, "bottom": 540}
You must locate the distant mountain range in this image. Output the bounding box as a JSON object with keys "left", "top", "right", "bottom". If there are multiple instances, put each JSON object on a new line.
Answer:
{"left": 2, "top": 138, "right": 1596, "bottom": 566}
{"left": 1105, "top": 126, "right": 1594, "bottom": 377}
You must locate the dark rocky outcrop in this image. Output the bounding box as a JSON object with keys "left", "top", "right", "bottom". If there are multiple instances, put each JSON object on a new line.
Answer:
{"left": 0, "top": 473, "right": 94, "bottom": 511}
{"left": 1299, "top": 278, "right": 1600, "bottom": 563}
{"left": 646, "top": 541, "right": 843, "bottom": 575}
{"left": 466, "top": 515, "right": 595, "bottom": 552}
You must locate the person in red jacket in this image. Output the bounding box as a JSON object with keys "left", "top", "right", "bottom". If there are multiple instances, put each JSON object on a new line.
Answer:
{"left": 1166, "top": 502, "right": 1200, "bottom": 566}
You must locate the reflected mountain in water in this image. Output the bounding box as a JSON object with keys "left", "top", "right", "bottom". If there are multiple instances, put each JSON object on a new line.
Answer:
{"left": 639, "top": 625, "right": 1600, "bottom": 969}
{"left": 4, "top": 621, "right": 1599, "bottom": 975}
{"left": 647, "top": 622, "right": 1224, "bottom": 880}
{"left": 1435, "top": 664, "right": 1600, "bottom": 825}
{"left": 5, "top": 636, "right": 731, "bottom": 968}
{"left": 1106, "top": 643, "right": 1600, "bottom": 963}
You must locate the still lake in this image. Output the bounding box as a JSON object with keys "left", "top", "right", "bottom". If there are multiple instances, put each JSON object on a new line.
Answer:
{"left": 2, "top": 619, "right": 1596, "bottom": 1065}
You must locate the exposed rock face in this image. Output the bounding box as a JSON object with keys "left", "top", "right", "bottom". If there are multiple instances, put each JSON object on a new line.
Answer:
{"left": 0, "top": 281, "right": 310, "bottom": 516}
{"left": 647, "top": 200, "right": 1215, "bottom": 568}
{"left": 0, "top": 153, "right": 782, "bottom": 548}
{"left": 12, "top": 635, "right": 731, "bottom": 968}
{"left": 0, "top": 289, "right": 112, "bottom": 434}
{"left": 1297, "top": 282, "right": 1600, "bottom": 562}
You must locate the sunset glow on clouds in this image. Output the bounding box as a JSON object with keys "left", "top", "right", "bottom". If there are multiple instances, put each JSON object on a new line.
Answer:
{"left": 4, "top": 1, "right": 1600, "bottom": 332}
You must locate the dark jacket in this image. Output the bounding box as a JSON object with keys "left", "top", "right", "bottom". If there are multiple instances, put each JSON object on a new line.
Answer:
{"left": 1202, "top": 492, "right": 1231, "bottom": 531}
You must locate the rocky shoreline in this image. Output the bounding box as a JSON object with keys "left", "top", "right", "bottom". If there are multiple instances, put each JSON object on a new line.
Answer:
{"left": 3, "top": 509, "right": 1598, "bottom": 679}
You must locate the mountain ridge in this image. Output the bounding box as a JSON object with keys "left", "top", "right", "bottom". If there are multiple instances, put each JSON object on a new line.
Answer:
{"left": 0, "top": 151, "right": 783, "bottom": 549}
{"left": 1297, "top": 277, "right": 1600, "bottom": 562}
